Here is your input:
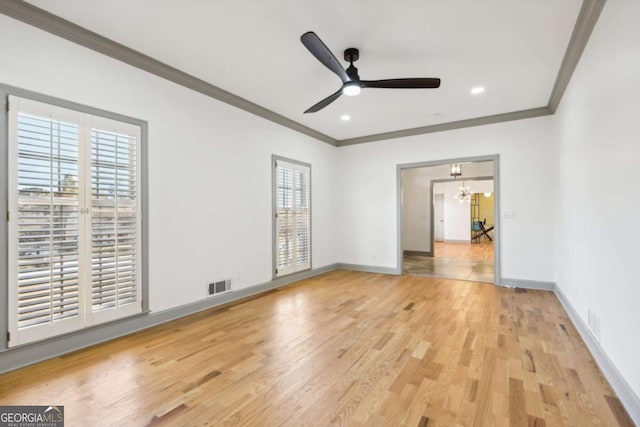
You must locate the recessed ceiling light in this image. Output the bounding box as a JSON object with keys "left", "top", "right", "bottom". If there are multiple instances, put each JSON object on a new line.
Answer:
{"left": 471, "top": 86, "right": 485, "bottom": 95}
{"left": 340, "top": 114, "right": 351, "bottom": 122}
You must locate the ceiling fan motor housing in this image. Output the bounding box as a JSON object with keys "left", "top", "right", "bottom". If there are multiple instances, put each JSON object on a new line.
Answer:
{"left": 346, "top": 65, "right": 360, "bottom": 81}
{"left": 344, "top": 47, "right": 359, "bottom": 62}
{"left": 344, "top": 48, "right": 361, "bottom": 81}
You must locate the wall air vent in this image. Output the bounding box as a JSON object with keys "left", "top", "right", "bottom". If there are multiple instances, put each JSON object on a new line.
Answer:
{"left": 208, "top": 279, "right": 231, "bottom": 296}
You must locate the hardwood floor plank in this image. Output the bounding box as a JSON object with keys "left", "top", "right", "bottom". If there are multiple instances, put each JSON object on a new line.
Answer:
{"left": 0, "top": 271, "right": 632, "bottom": 426}
{"left": 508, "top": 377, "right": 528, "bottom": 426}
{"left": 604, "top": 395, "right": 636, "bottom": 427}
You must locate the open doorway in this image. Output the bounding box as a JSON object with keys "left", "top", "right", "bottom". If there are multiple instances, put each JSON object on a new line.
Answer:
{"left": 398, "top": 156, "right": 500, "bottom": 284}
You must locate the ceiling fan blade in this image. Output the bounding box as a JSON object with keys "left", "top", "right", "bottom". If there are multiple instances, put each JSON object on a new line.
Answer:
{"left": 361, "top": 78, "right": 441, "bottom": 89}
{"left": 301, "top": 32, "right": 350, "bottom": 84}
{"left": 304, "top": 89, "right": 343, "bottom": 113}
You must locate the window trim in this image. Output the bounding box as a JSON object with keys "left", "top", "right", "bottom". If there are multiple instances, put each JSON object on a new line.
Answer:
{"left": 271, "top": 154, "right": 312, "bottom": 279}
{"left": 0, "top": 83, "right": 149, "bottom": 350}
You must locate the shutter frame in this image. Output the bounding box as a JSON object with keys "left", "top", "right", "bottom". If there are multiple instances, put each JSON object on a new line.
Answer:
{"left": 273, "top": 157, "right": 311, "bottom": 278}
{"left": 7, "top": 95, "right": 143, "bottom": 346}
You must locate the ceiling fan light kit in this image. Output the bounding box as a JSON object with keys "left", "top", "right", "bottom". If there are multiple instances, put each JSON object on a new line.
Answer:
{"left": 300, "top": 31, "right": 441, "bottom": 113}
{"left": 342, "top": 81, "right": 361, "bottom": 96}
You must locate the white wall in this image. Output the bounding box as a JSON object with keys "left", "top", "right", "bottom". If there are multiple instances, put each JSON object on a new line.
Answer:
{"left": 401, "top": 166, "right": 448, "bottom": 252}
{"left": 402, "top": 162, "right": 493, "bottom": 252}
{"left": 0, "top": 16, "right": 338, "bottom": 312}
{"left": 442, "top": 181, "right": 472, "bottom": 242}
{"left": 553, "top": 0, "right": 640, "bottom": 402}
{"left": 468, "top": 180, "right": 494, "bottom": 195}
{"left": 337, "top": 118, "right": 555, "bottom": 281}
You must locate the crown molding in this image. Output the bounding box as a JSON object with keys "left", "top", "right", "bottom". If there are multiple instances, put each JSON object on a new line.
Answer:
{"left": 0, "top": 0, "right": 606, "bottom": 147}
{"left": 338, "top": 107, "right": 553, "bottom": 146}
{"left": 0, "top": 0, "right": 338, "bottom": 146}
{"left": 548, "top": 0, "right": 606, "bottom": 113}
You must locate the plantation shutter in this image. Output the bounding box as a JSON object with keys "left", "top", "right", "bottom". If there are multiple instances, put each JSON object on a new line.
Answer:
{"left": 7, "top": 96, "right": 142, "bottom": 346}
{"left": 8, "top": 98, "right": 84, "bottom": 345}
{"left": 274, "top": 159, "right": 311, "bottom": 277}
{"left": 89, "top": 117, "right": 142, "bottom": 325}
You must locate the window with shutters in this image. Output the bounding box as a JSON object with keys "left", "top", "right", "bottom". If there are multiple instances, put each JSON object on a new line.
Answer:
{"left": 7, "top": 95, "right": 143, "bottom": 347}
{"left": 273, "top": 157, "right": 311, "bottom": 277}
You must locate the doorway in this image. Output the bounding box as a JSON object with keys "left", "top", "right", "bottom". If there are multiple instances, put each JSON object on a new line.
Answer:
{"left": 397, "top": 156, "right": 500, "bottom": 284}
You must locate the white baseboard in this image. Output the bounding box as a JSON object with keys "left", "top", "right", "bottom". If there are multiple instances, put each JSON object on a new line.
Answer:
{"left": 501, "top": 277, "right": 556, "bottom": 291}
{"left": 554, "top": 286, "right": 640, "bottom": 425}
{"left": 336, "top": 263, "right": 400, "bottom": 275}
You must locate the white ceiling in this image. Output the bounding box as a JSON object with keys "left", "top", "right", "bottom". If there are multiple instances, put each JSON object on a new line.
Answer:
{"left": 27, "top": 0, "right": 582, "bottom": 140}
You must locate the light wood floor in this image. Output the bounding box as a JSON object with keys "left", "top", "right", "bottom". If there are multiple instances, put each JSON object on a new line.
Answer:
{"left": 0, "top": 271, "right": 633, "bottom": 426}
{"left": 434, "top": 241, "right": 494, "bottom": 262}
{"left": 404, "top": 242, "right": 495, "bottom": 282}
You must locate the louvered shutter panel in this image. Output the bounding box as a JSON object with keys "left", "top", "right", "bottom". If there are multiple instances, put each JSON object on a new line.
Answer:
{"left": 295, "top": 169, "right": 310, "bottom": 266}
{"left": 276, "top": 167, "right": 293, "bottom": 270}
{"left": 275, "top": 159, "right": 310, "bottom": 276}
{"left": 89, "top": 123, "right": 141, "bottom": 324}
{"left": 8, "top": 99, "right": 84, "bottom": 346}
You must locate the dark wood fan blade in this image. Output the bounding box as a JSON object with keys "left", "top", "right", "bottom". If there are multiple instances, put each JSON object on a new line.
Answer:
{"left": 301, "top": 32, "right": 350, "bottom": 84}
{"left": 304, "top": 89, "right": 343, "bottom": 113}
{"left": 361, "top": 78, "right": 441, "bottom": 89}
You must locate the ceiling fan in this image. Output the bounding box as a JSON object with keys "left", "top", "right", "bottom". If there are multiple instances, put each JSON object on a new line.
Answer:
{"left": 300, "top": 31, "right": 441, "bottom": 113}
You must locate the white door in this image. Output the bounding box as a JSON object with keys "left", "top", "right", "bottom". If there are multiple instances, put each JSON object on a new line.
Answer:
{"left": 434, "top": 194, "right": 445, "bottom": 241}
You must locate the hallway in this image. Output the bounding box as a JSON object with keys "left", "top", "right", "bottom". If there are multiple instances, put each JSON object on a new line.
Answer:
{"left": 403, "top": 241, "right": 494, "bottom": 283}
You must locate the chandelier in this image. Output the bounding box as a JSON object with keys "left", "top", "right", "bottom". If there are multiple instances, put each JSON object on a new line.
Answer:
{"left": 450, "top": 163, "right": 462, "bottom": 178}
{"left": 455, "top": 182, "right": 472, "bottom": 203}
